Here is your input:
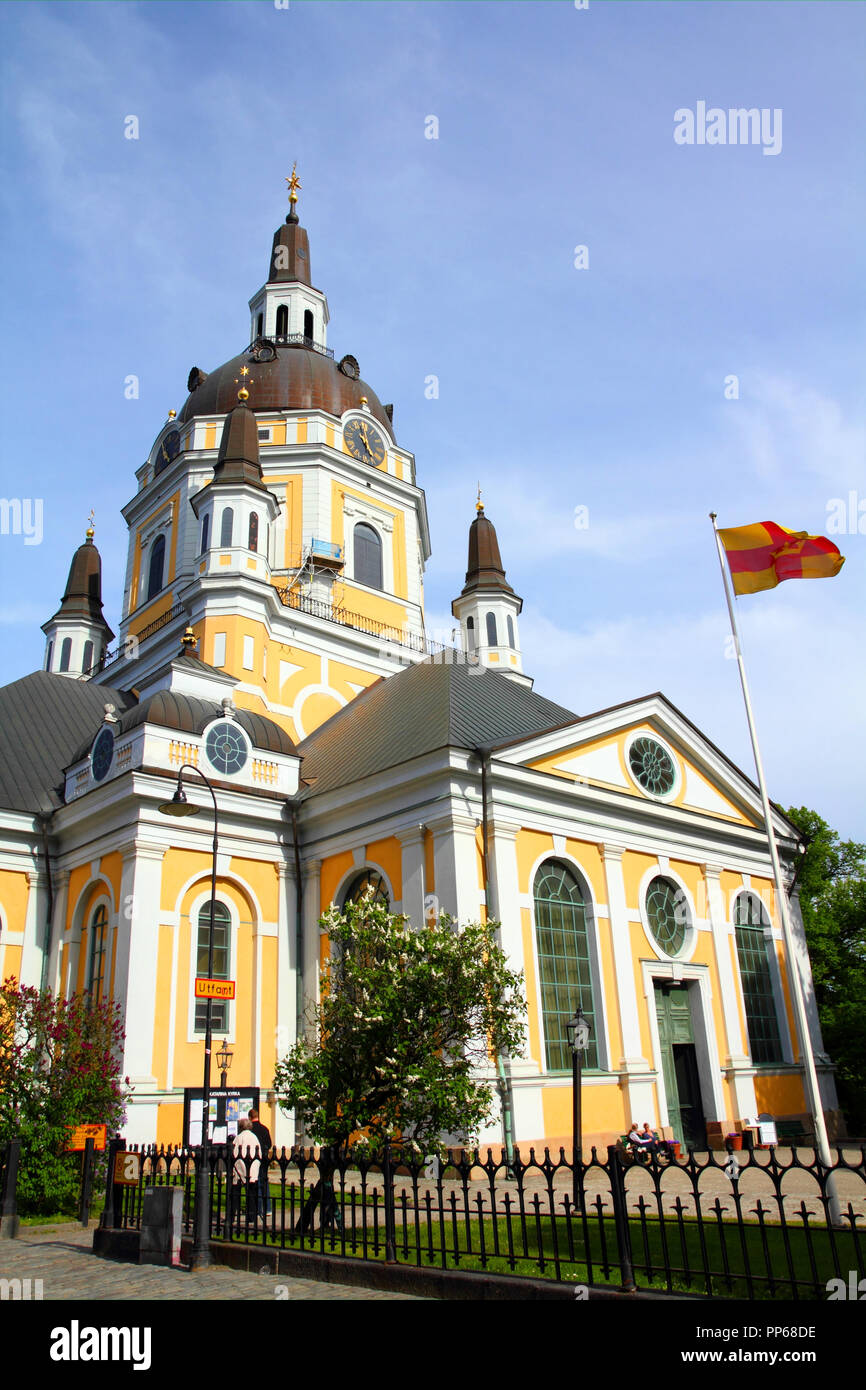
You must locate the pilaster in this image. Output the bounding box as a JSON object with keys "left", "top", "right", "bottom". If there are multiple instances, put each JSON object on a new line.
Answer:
{"left": 114, "top": 844, "right": 165, "bottom": 1090}
{"left": 428, "top": 813, "right": 482, "bottom": 923}
{"left": 398, "top": 826, "right": 426, "bottom": 928}
{"left": 21, "top": 869, "right": 48, "bottom": 988}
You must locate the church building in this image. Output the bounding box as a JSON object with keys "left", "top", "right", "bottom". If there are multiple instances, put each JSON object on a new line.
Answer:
{"left": 0, "top": 181, "right": 841, "bottom": 1152}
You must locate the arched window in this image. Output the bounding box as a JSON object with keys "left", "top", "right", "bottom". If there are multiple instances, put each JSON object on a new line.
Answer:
{"left": 353, "top": 523, "right": 383, "bottom": 590}
{"left": 220, "top": 508, "right": 234, "bottom": 548}
{"left": 200, "top": 513, "right": 210, "bottom": 554}
{"left": 735, "top": 892, "right": 782, "bottom": 1064}
{"left": 45, "top": 641, "right": 53, "bottom": 671}
{"left": 533, "top": 860, "right": 598, "bottom": 1070}
{"left": 303, "top": 309, "right": 314, "bottom": 342}
{"left": 507, "top": 615, "right": 516, "bottom": 648}
{"left": 485, "top": 612, "right": 498, "bottom": 647}
{"left": 646, "top": 876, "right": 689, "bottom": 957}
{"left": 87, "top": 904, "right": 108, "bottom": 1005}
{"left": 256, "top": 312, "right": 264, "bottom": 338}
{"left": 342, "top": 869, "right": 390, "bottom": 910}
{"left": 275, "top": 304, "right": 288, "bottom": 336}
{"left": 195, "top": 901, "right": 232, "bottom": 1033}
{"left": 248, "top": 513, "right": 259, "bottom": 553}
{"left": 82, "top": 641, "right": 94, "bottom": 674}
{"left": 146, "top": 534, "right": 165, "bottom": 602}
{"left": 466, "top": 616, "right": 476, "bottom": 652}
{"left": 59, "top": 638, "right": 72, "bottom": 672}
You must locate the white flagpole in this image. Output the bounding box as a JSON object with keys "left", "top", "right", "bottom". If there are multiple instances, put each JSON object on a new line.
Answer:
{"left": 709, "top": 514, "right": 841, "bottom": 1215}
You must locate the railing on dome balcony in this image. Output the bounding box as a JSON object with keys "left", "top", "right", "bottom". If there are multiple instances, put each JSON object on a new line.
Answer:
{"left": 274, "top": 584, "right": 444, "bottom": 656}
{"left": 244, "top": 334, "right": 335, "bottom": 360}
{"left": 80, "top": 602, "right": 187, "bottom": 678}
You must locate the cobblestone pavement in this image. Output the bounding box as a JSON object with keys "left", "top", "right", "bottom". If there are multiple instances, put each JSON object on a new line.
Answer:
{"left": 0, "top": 1225, "right": 422, "bottom": 1301}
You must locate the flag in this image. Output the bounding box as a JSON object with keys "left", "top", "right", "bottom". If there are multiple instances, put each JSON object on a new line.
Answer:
{"left": 718, "top": 521, "right": 845, "bottom": 596}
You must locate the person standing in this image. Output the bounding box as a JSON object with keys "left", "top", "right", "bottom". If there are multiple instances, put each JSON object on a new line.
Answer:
{"left": 249, "top": 1108, "right": 272, "bottom": 1220}
{"left": 229, "top": 1118, "right": 262, "bottom": 1229}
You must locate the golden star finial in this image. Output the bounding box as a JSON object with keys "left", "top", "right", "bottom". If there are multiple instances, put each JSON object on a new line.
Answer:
{"left": 286, "top": 162, "right": 302, "bottom": 207}
{"left": 235, "top": 364, "right": 253, "bottom": 403}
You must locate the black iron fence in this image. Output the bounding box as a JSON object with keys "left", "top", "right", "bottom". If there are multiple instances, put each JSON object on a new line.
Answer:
{"left": 105, "top": 1140, "right": 866, "bottom": 1299}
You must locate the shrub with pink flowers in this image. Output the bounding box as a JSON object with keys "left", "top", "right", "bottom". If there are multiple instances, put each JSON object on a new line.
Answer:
{"left": 0, "top": 979, "right": 130, "bottom": 1215}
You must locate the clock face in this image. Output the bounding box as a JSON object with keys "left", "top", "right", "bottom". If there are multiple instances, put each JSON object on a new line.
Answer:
{"left": 155, "top": 429, "right": 181, "bottom": 475}
{"left": 343, "top": 417, "right": 386, "bottom": 466}
{"left": 91, "top": 727, "right": 115, "bottom": 782}
{"left": 205, "top": 721, "right": 248, "bottom": 776}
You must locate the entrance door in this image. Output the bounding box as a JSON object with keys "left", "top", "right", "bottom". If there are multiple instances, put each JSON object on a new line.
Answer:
{"left": 654, "top": 983, "right": 707, "bottom": 1150}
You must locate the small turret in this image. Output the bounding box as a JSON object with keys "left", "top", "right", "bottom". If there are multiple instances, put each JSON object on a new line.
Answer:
{"left": 451, "top": 493, "right": 530, "bottom": 686}
{"left": 41, "top": 517, "right": 114, "bottom": 678}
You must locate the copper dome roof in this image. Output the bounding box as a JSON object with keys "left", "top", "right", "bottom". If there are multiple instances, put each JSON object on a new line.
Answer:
{"left": 178, "top": 345, "right": 394, "bottom": 438}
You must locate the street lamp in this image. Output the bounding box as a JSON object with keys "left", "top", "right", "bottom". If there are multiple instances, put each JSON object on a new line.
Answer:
{"left": 158, "top": 763, "right": 220, "bottom": 1272}
{"left": 565, "top": 1006, "right": 591, "bottom": 1213}
{"left": 216, "top": 1039, "right": 233, "bottom": 1090}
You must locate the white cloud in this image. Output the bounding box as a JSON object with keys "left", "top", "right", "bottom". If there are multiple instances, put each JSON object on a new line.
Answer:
{"left": 729, "top": 374, "right": 866, "bottom": 489}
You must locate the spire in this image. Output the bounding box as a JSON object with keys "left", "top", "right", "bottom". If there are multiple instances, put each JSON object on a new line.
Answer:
{"left": 211, "top": 371, "right": 266, "bottom": 490}
{"left": 459, "top": 501, "right": 514, "bottom": 598}
{"left": 41, "top": 519, "right": 114, "bottom": 678}
{"left": 268, "top": 164, "right": 312, "bottom": 285}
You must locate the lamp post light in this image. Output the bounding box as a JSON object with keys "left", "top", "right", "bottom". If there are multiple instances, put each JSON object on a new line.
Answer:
{"left": 158, "top": 763, "right": 220, "bottom": 1272}
{"left": 565, "top": 1006, "right": 591, "bottom": 1213}
{"left": 216, "top": 1038, "right": 233, "bottom": 1090}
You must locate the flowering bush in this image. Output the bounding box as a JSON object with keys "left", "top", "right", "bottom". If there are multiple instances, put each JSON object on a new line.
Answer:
{"left": 273, "top": 896, "right": 526, "bottom": 1154}
{"left": 0, "top": 979, "right": 130, "bottom": 1215}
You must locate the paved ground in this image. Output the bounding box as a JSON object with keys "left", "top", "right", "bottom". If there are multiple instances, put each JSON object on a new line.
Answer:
{"left": 0, "top": 1225, "right": 421, "bottom": 1301}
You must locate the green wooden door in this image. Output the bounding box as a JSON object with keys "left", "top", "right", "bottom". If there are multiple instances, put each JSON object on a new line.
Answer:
{"left": 654, "top": 983, "right": 706, "bottom": 1149}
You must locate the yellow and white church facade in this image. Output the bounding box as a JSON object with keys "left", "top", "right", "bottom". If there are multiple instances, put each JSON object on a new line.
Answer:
{"left": 0, "top": 190, "right": 841, "bottom": 1152}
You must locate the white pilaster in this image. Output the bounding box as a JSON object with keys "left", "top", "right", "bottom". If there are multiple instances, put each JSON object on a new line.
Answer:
{"left": 429, "top": 813, "right": 482, "bottom": 923}
{"left": 703, "top": 864, "right": 756, "bottom": 1121}
{"left": 21, "top": 870, "right": 47, "bottom": 988}
{"left": 300, "top": 858, "right": 322, "bottom": 1035}
{"left": 114, "top": 845, "right": 165, "bottom": 1092}
{"left": 398, "top": 827, "right": 426, "bottom": 928}
{"left": 273, "top": 861, "right": 295, "bottom": 1148}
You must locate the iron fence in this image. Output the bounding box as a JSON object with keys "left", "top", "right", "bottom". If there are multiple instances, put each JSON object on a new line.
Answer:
{"left": 106, "top": 1140, "right": 866, "bottom": 1299}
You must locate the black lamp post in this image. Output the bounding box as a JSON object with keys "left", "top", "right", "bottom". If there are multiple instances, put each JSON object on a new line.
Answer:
{"left": 565, "top": 1006, "right": 591, "bottom": 1213}
{"left": 158, "top": 763, "right": 219, "bottom": 1272}
{"left": 216, "top": 1038, "right": 233, "bottom": 1090}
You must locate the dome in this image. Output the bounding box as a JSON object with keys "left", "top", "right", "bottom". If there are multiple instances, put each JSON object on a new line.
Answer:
{"left": 116, "top": 691, "right": 296, "bottom": 755}
{"left": 178, "top": 344, "right": 394, "bottom": 438}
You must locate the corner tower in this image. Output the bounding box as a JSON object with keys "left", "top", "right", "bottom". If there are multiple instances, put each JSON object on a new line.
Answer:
{"left": 96, "top": 176, "right": 434, "bottom": 743}
{"left": 452, "top": 497, "right": 529, "bottom": 686}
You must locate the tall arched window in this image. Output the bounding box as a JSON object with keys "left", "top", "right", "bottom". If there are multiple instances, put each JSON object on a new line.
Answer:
{"left": 303, "top": 309, "right": 314, "bottom": 342}
{"left": 87, "top": 904, "right": 108, "bottom": 1004}
{"left": 353, "top": 523, "right": 383, "bottom": 590}
{"left": 146, "top": 534, "right": 165, "bottom": 602}
{"left": 256, "top": 312, "right": 264, "bottom": 338}
{"left": 486, "top": 612, "right": 498, "bottom": 647}
{"left": 220, "top": 508, "right": 234, "bottom": 548}
{"left": 507, "top": 615, "right": 516, "bottom": 648}
{"left": 82, "top": 641, "right": 94, "bottom": 674}
{"left": 275, "top": 304, "right": 288, "bottom": 336}
{"left": 45, "top": 641, "right": 53, "bottom": 671}
{"left": 248, "top": 513, "right": 259, "bottom": 553}
{"left": 195, "top": 901, "right": 232, "bottom": 1033}
{"left": 59, "top": 638, "right": 72, "bottom": 672}
{"left": 533, "top": 860, "right": 598, "bottom": 1070}
{"left": 342, "top": 869, "right": 390, "bottom": 909}
{"left": 200, "top": 513, "right": 210, "bottom": 554}
{"left": 735, "top": 892, "right": 782, "bottom": 1064}
{"left": 466, "top": 616, "right": 476, "bottom": 651}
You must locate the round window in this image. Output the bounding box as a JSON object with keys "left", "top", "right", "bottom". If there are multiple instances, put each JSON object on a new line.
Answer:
{"left": 646, "top": 876, "right": 688, "bottom": 956}
{"left": 91, "top": 726, "right": 115, "bottom": 782}
{"left": 205, "top": 721, "right": 248, "bottom": 776}
{"left": 629, "top": 736, "right": 676, "bottom": 797}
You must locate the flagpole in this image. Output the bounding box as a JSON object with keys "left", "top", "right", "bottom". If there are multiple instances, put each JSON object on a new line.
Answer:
{"left": 709, "top": 513, "right": 841, "bottom": 1213}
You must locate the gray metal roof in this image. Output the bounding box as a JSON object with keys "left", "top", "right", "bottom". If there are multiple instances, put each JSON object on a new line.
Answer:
{"left": 297, "top": 654, "right": 578, "bottom": 798}
{"left": 0, "top": 671, "right": 134, "bottom": 815}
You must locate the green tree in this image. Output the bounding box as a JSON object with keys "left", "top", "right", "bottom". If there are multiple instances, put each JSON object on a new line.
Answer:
{"left": 0, "top": 980, "right": 130, "bottom": 1215}
{"left": 786, "top": 807, "right": 866, "bottom": 1134}
{"left": 273, "top": 896, "right": 526, "bottom": 1156}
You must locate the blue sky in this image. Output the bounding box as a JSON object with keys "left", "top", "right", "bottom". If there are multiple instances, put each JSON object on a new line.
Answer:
{"left": 1, "top": 0, "right": 864, "bottom": 837}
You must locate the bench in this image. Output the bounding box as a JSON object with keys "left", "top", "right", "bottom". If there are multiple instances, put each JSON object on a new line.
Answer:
{"left": 773, "top": 1121, "right": 814, "bottom": 1145}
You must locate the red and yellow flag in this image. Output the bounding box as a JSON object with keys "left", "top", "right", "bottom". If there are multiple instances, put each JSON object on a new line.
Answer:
{"left": 718, "top": 521, "right": 845, "bottom": 596}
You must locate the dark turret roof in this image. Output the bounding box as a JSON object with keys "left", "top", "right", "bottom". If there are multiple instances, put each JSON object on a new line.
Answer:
{"left": 211, "top": 401, "right": 265, "bottom": 490}
{"left": 458, "top": 507, "right": 515, "bottom": 599}
{"left": 268, "top": 211, "right": 312, "bottom": 286}
{"left": 297, "top": 655, "right": 577, "bottom": 799}
{"left": 44, "top": 534, "right": 114, "bottom": 639}
{"left": 115, "top": 692, "right": 295, "bottom": 756}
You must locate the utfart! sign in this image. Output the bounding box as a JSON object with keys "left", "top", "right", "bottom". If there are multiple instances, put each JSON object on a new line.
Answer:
{"left": 66, "top": 1124, "right": 107, "bottom": 1152}
{"left": 194, "top": 977, "right": 235, "bottom": 1000}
